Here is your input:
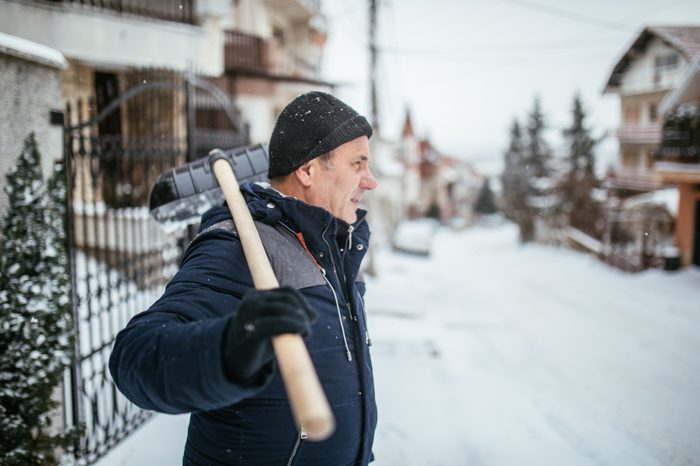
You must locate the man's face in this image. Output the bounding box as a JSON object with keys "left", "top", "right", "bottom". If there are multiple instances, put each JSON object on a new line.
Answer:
{"left": 306, "top": 136, "right": 378, "bottom": 224}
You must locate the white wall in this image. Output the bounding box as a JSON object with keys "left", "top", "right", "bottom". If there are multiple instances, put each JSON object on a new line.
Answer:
{"left": 0, "top": 0, "right": 228, "bottom": 75}
{"left": 0, "top": 53, "right": 63, "bottom": 216}
{"left": 620, "top": 39, "right": 689, "bottom": 96}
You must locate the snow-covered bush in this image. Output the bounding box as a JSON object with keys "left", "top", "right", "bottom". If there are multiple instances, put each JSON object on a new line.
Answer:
{"left": 0, "top": 134, "right": 79, "bottom": 465}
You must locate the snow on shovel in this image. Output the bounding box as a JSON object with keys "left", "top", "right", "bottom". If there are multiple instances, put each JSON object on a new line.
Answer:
{"left": 148, "top": 144, "right": 335, "bottom": 441}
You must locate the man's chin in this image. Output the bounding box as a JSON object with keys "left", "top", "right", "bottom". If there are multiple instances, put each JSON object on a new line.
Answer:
{"left": 341, "top": 209, "right": 358, "bottom": 225}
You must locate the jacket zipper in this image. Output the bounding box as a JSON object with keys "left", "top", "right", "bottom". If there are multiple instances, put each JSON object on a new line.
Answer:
{"left": 322, "top": 272, "right": 353, "bottom": 362}
{"left": 286, "top": 429, "right": 308, "bottom": 466}
{"left": 277, "top": 221, "right": 353, "bottom": 362}
{"left": 356, "top": 289, "right": 373, "bottom": 347}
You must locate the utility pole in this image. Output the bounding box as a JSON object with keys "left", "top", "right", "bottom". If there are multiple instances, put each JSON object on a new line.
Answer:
{"left": 369, "top": 0, "right": 379, "bottom": 133}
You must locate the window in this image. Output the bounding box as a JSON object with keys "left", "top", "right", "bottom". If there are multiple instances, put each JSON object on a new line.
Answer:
{"left": 654, "top": 53, "right": 680, "bottom": 83}
{"left": 649, "top": 104, "right": 657, "bottom": 123}
{"left": 654, "top": 53, "right": 680, "bottom": 71}
{"left": 624, "top": 105, "right": 640, "bottom": 123}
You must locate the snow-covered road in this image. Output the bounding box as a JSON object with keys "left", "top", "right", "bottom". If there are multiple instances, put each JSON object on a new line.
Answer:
{"left": 96, "top": 220, "right": 700, "bottom": 466}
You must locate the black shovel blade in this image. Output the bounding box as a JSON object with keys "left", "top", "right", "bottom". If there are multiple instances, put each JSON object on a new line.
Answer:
{"left": 148, "top": 143, "right": 269, "bottom": 229}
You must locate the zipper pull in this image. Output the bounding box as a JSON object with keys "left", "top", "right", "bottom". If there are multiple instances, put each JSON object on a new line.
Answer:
{"left": 300, "top": 428, "right": 308, "bottom": 440}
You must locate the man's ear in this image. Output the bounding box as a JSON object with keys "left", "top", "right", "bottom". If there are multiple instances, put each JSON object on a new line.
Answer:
{"left": 293, "top": 161, "right": 314, "bottom": 187}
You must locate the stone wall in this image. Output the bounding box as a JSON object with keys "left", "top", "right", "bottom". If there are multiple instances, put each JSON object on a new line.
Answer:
{"left": 0, "top": 52, "right": 63, "bottom": 216}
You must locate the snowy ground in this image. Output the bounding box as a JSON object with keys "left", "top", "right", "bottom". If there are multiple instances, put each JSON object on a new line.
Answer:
{"left": 96, "top": 219, "right": 700, "bottom": 466}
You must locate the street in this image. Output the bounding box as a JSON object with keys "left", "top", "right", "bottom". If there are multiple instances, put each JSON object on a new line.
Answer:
{"left": 370, "top": 220, "right": 700, "bottom": 466}
{"left": 97, "top": 220, "right": 700, "bottom": 466}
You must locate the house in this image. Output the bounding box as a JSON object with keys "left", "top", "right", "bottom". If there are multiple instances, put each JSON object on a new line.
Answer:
{"left": 397, "top": 110, "right": 422, "bottom": 217}
{"left": 604, "top": 26, "right": 700, "bottom": 268}
{"left": 224, "top": 0, "right": 332, "bottom": 145}
{"left": 656, "top": 51, "right": 700, "bottom": 267}
{"left": 603, "top": 26, "right": 700, "bottom": 195}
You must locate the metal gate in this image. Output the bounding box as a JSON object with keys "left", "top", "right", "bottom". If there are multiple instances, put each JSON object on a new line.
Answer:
{"left": 62, "top": 69, "right": 248, "bottom": 463}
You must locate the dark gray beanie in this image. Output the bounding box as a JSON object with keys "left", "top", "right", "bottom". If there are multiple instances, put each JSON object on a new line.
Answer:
{"left": 268, "top": 91, "right": 373, "bottom": 177}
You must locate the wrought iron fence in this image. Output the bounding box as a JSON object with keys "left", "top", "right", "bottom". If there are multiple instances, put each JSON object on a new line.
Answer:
{"left": 62, "top": 68, "right": 248, "bottom": 463}
{"left": 46, "top": 0, "right": 196, "bottom": 24}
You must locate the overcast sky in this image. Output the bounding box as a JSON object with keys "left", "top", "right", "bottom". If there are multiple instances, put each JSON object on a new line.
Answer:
{"left": 321, "top": 0, "right": 700, "bottom": 174}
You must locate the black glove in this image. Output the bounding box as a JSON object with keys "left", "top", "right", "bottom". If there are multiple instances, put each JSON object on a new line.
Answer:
{"left": 222, "top": 286, "right": 316, "bottom": 384}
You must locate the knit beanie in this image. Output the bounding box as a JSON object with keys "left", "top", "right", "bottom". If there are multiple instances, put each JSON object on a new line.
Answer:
{"left": 268, "top": 91, "right": 373, "bottom": 177}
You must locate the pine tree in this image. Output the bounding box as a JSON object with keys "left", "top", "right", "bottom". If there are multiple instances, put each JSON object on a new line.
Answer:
{"left": 0, "top": 134, "right": 77, "bottom": 465}
{"left": 560, "top": 94, "right": 601, "bottom": 237}
{"left": 474, "top": 178, "right": 498, "bottom": 215}
{"left": 501, "top": 118, "right": 524, "bottom": 218}
{"left": 524, "top": 97, "right": 552, "bottom": 180}
{"left": 521, "top": 97, "right": 555, "bottom": 241}
{"left": 501, "top": 118, "right": 536, "bottom": 242}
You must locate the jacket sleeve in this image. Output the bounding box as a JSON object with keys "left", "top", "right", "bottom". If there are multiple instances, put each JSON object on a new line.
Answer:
{"left": 109, "top": 226, "right": 270, "bottom": 414}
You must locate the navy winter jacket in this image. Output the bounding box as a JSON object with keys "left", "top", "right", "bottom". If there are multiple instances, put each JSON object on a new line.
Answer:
{"left": 109, "top": 183, "right": 377, "bottom": 465}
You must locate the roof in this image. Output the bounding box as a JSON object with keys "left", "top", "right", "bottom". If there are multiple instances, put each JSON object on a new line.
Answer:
{"left": 0, "top": 32, "right": 67, "bottom": 69}
{"left": 401, "top": 109, "right": 414, "bottom": 138}
{"left": 659, "top": 53, "right": 700, "bottom": 114}
{"left": 604, "top": 26, "right": 700, "bottom": 92}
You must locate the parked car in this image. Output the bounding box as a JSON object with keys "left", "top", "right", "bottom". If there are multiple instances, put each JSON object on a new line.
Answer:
{"left": 392, "top": 218, "right": 439, "bottom": 256}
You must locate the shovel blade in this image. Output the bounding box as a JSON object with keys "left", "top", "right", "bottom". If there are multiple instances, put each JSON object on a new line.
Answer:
{"left": 148, "top": 143, "right": 269, "bottom": 229}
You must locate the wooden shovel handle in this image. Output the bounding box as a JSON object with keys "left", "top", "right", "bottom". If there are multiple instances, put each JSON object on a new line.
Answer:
{"left": 212, "top": 156, "right": 335, "bottom": 441}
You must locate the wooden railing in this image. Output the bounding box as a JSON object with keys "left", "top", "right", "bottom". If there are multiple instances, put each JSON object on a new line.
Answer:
{"left": 224, "top": 30, "right": 320, "bottom": 80}
{"left": 45, "top": 0, "right": 196, "bottom": 24}
{"left": 604, "top": 168, "right": 663, "bottom": 192}
{"left": 617, "top": 123, "right": 662, "bottom": 144}
{"left": 224, "top": 30, "right": 267, "bottom": 73}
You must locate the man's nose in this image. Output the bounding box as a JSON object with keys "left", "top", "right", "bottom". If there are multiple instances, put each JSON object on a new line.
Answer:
{"left": 361, "top": 169, "right": 378, "bottom": 190}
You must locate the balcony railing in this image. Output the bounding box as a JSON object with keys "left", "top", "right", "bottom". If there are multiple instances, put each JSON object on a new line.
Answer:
{"left": 658, "top": 129, "right": 700, "bottom": 163}
{"left": 617, "top": 123, "right": 662, "bottom": 144}
{"left": 224, "top": 30, "right": 266, "bottom": 73}
{"left": 224, "top": 30, "right": 320, "bottom": 80}
{"left": 604, "top": 168, "right": 663, "bottom": 192}
{"left": 45, "top": 0, "right": 196, "bottom": 24}
{"left": 264, "top": 0, "right": 321, "bottom": 20}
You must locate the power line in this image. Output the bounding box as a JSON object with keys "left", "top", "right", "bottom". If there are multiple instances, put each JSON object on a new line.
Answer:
{"left": 493, "top": 0, "right": 633, "bottom": 32}
{"left": 377, "top": 47, "right": 614, "bottom": 66}
{"left": 632, "top": 0, "right": 694, "bottom": 19}
{"left": 377, "top": 36, "right": 622, "bottom": 58}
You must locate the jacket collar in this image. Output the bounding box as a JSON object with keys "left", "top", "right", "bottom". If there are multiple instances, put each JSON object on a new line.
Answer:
{"left": 199, "top": 183, "right": 369, "bottom": 250}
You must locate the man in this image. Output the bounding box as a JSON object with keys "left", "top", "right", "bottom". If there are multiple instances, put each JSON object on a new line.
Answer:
{"left": 109, "top": 91, "right": 379, "bottom": 465}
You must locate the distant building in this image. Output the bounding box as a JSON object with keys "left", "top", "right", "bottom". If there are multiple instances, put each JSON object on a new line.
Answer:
{"left": 604, "top": 26, "right": 700, "bottom": 194}
{"left": 656, "top": 48, "right": 700, "bottom": 267}
{"left": 224, "top": 0, "right": 332, "bottom": 144}
{"left": 604, "top": 26, "right": 700, "bottom": 268}
{"left": 395, "top": 111, "right": 481, "bottom": 222}
{"left": 398, "top": 110, "right": 422, "bottom": 218}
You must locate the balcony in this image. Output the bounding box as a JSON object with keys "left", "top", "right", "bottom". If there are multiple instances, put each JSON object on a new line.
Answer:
{"left": 604, "top": 168, "right": 663, "bottom": 193}
{"left": 224, "top": 30, "right": 321, "bottom": 82}
{"left": 44, "top": 0, "right": 196, "bottom": 24}
{"left": 263, "top": 0, "right": 321, "bottom": 21}
{"left": 656, "top": 129, "right": 700, "bottom": 183}
{"left": 617, "top": 123, "right": 662, "bottom": 145}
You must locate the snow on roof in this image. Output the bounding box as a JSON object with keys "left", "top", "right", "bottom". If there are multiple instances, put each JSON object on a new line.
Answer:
{"left": 623, "top": 188, "right": 679, "bottom": 215}
{"left": 0, "top": 32, "right": 67, "bottom": 69}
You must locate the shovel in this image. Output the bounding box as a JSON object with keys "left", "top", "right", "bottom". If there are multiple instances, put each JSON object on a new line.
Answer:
{"left": 148, "top": 144, "right": 335, "bottom": 441}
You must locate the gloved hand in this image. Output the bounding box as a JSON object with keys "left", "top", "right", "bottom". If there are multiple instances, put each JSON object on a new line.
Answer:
{"left": 222, "top": 286, "right": 316, "bottom": 384}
